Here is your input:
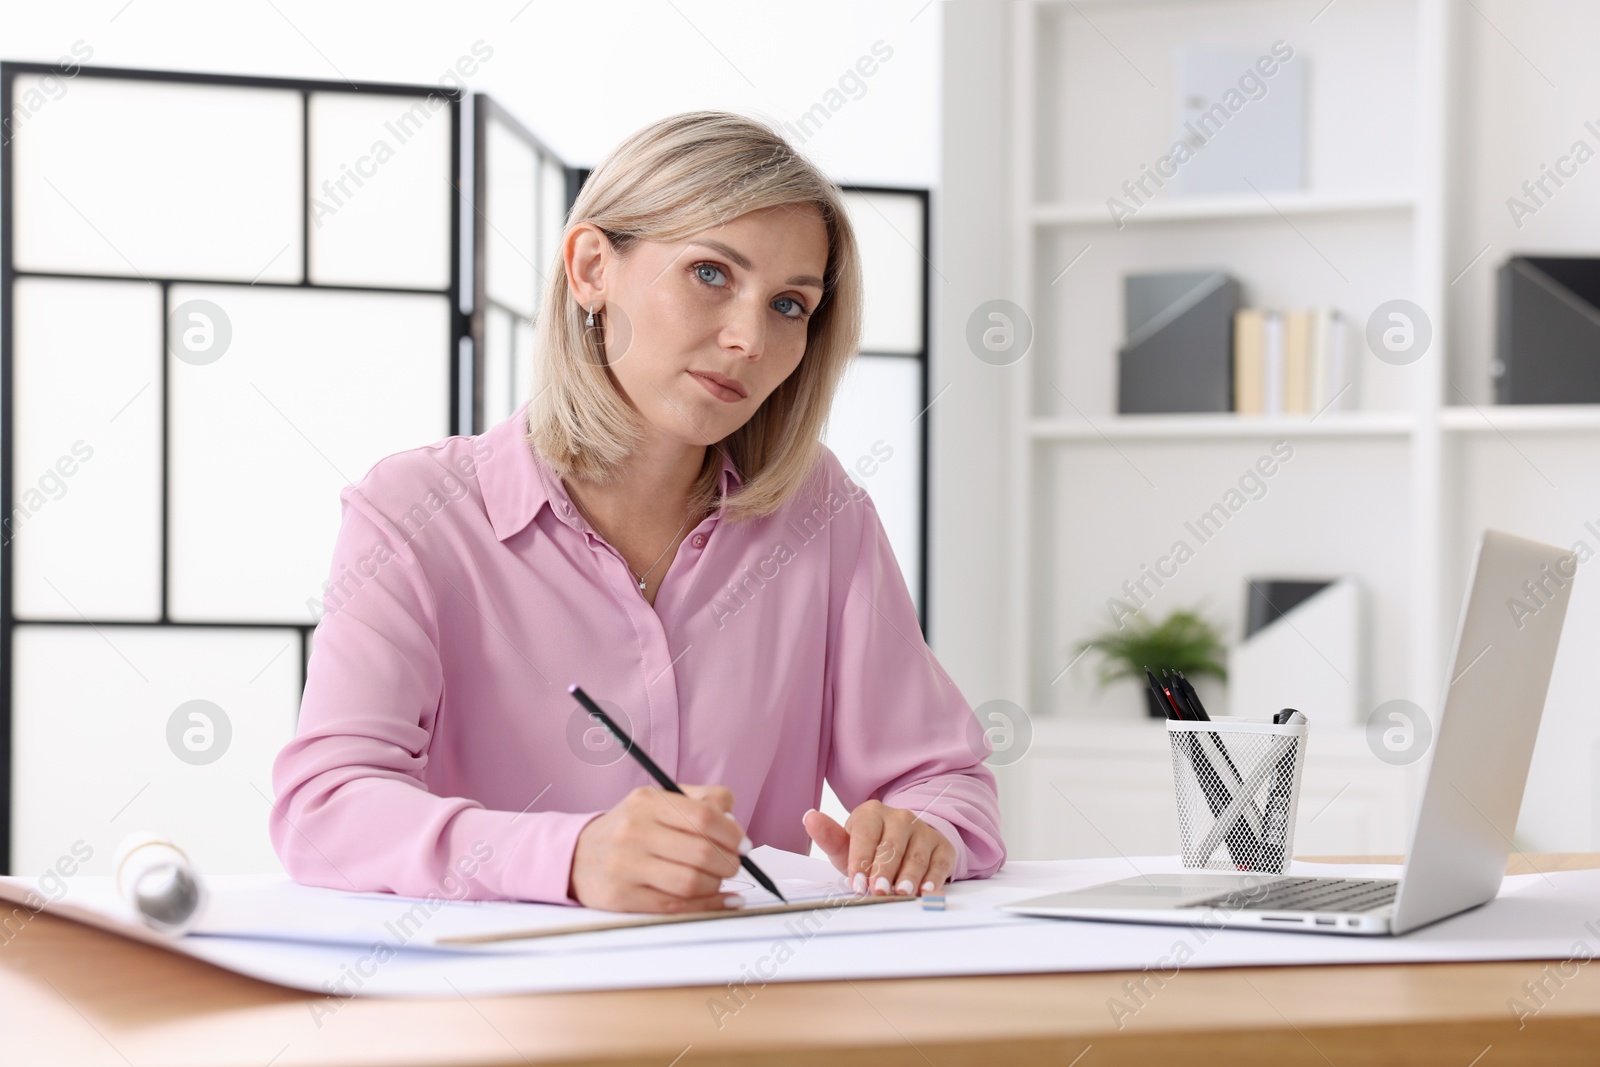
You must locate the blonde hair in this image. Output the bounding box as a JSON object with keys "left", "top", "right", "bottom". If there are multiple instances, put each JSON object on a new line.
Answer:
{"left": 525, "top": 110, "right": 863, "bottom": 524}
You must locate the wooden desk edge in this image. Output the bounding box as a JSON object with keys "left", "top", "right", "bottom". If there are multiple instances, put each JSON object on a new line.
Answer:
{"left": 2, "top": 853, "right": 1596, "bottom": 1067}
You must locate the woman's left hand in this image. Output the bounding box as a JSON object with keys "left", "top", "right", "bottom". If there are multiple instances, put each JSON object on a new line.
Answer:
{"left": 802, "top": 801, "right": 955, "bottom": 897}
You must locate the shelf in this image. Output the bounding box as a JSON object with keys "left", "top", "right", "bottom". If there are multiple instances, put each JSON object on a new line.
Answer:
{"left": 1029, "top": 411, "right": 1416, "bottom": 441}
{"left": 1024, "top": 715, "right": 1371, "bottom": 748}
{"left": 1440, "top": 405, "right": 1600, "bottom": 433}
{"left": 1033, "top": 190, "right": 1416, "bottom": 227}
{"left": 1029, "top": 407, "right": 1600, "bottom": 440}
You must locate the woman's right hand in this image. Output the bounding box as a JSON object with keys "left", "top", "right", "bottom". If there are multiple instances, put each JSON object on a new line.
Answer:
{"left": 568, "top": 784, "right": 750, "bottom": 912}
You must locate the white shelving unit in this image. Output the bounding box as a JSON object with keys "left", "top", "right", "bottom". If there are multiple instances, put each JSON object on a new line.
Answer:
{"left": 1033, "top": 189, "right": 1415, "bottom": 227}
{"left": 1028, "top": 411, "right": 1416, "bottom": 441}
{"left": 969, "top": 0, "right": 1600, "bottom": 859}
{"left": 1439, "top": 405, "right": 1600, "bottom": 433}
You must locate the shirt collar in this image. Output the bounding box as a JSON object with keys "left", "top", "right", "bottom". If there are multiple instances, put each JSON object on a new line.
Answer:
{"left": 479, "top": 402, "right": 744, "bottom": 543}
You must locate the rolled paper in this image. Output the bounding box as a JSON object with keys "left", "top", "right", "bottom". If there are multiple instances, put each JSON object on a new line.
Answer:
{"left": 112, "top": 832, "right": 207, "bottom": 935}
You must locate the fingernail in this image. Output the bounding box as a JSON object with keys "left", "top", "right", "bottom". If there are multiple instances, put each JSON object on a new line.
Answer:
{"left": 873, "top": 876, "right": 890, "bottom": 895}
{"left": 921, "top": 881, "right": 936, "bottom": 893}
{"left": 852, "top": 872, "right": 867, "bottom": 894}
{"left": 723, "top": 894, "right": 745, "bottom": 909}
{"left": 803, "top": 808, "right": 818, "bottom": 818}
{"left": 895, "top": 879, "right": 914, "bottom": 895}
{"left": 738, "top": 835, "right": 753, "bottom": 853}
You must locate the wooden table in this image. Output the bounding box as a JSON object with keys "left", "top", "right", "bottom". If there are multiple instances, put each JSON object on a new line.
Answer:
{"left": 3, "top": 855, "right": 1598, "bottom": 1066}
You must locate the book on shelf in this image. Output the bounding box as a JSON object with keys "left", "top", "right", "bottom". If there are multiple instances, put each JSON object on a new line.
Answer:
{"left": 1116, "top": 270, "right": 1240, "bottom": 414}
{"left": 1232, "top": 308, "right": 1262, "bottom": 413}
{"left": 1495, "top": 255, "right": 1600, "bottom": 404}
{"left": 1311, "top": 307, "right": 1348, "bottom": 413}
{"left": 1263, "top": 311, "right": 1284, "bottom": 417}
{"left": 1283, "top": 310, "right": 1311, "bottom": 415}
{"left": 1234, "top": 307, "right": 1349, "bottom": 416}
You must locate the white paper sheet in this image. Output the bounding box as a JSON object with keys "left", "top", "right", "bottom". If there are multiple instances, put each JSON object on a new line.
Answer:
{"left": 4, "top": 852, "right": 1597, "bottom": 998}
{"left": 0, "top": 846, "right": 1024, "bottom": 958}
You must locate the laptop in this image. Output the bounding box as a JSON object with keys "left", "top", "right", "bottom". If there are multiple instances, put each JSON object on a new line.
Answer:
{"left": 1003, "top": 529, "right": 1576, "bottom": 936}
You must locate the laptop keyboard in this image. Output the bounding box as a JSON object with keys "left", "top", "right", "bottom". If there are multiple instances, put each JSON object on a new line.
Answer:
{"left": 1185, "top": 877, "right": 1399, "bottom": 914}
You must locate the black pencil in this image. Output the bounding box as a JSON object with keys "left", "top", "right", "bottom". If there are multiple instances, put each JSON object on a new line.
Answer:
{"left": 567, "top": 684, "right": 787, "bottom": 904}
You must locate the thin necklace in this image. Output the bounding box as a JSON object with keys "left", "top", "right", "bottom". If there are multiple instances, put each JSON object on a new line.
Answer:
{"left": 567, "top": 487, "right": 696, "bottom": 595}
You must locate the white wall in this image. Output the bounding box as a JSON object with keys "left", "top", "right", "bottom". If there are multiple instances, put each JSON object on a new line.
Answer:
{"left": 931, "top": 3, "right": 1012, "bottom": 707}
{"left": 0, "top": 0, "right": 941, "bottom": 184}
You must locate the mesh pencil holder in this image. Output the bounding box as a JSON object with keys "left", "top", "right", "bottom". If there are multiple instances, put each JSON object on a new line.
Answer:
{"left": 1167, "top": 716, "right": 1308, "bottom": 874}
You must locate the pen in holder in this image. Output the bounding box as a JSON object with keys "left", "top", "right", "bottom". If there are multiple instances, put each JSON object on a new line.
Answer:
{"left": 1167, "top": 715, "right": 1308, "bottom": 874}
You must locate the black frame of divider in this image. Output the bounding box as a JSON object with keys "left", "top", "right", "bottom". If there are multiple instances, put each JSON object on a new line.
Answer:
{"left": 0, "top": 62, "right": 467, "bottom": 874}
{"left": 840, "top": 184, "right": 933, "bottom": 636}
{"left": 469, "top": 93, "right": 576, "bottom": 432}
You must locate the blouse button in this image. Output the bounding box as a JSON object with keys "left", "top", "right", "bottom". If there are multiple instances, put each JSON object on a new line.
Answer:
{"left": 690, "top": 533, "right": 707, "bottom": 549}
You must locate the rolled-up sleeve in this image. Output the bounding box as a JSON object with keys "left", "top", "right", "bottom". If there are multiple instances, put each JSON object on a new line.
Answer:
{"left": 822, "top": 475, "right": 1006, "bottom": 881}
{"left": 267, "top": 477, "right": 601, "bottom": 905}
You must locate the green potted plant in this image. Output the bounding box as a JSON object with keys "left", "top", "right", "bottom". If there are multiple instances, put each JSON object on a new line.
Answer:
{"left": 1077, "top": 608, "right": 1228, "bottom": 718}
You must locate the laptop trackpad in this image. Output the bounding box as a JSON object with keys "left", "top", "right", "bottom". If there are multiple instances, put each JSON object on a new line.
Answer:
{"left": 1016, "top": 873, "right": 1274, "bottom": 910}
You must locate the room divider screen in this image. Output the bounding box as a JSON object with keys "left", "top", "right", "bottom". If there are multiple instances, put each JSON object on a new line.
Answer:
{"left": 470, "top": 94, "right": 575, "bottom": 434}
{"left": 1, "top": 70, "right": 932, "bottom": 877}
{"left": 824, "top": 185, "right": 931, "bottom": 623}
{"left": 0, "top": 63, "right": 465, "bottom": 876}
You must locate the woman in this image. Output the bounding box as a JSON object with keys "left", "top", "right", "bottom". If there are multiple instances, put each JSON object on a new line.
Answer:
{"left": 268, "top": 111, "right": 1004, "bottom": 913}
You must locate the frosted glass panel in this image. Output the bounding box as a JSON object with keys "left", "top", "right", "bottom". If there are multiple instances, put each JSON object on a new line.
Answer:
{"left": 485, "top": 118, "right": 539, "bottom": 317}
{"left": 484, "top": 305, "right": 514, "bottom": 429}
{"left": 11, "top": 278, "right": 163, "bottom": 620}
{"left": 166, "top": 285, "right": 452, "bottom": 621}
{"left": 822, "top": 355, "right": 923, "bottom": 612}
{"left": 11, "top": 624, "right": 300, "bottom": 876}
{"left": 842, "top": 191, "right": 924, "bottom": 355}
{"left": 308, "top": 92, "right": 451, "bottom": 290}
{"left": 539, "top": 156, "right": 568, "bottom": 279}
{"left": 512, "top": 315, "right": 536, "bottom": 418}
{"left": 12, "top": 76, "right": 302, "bottom": 282}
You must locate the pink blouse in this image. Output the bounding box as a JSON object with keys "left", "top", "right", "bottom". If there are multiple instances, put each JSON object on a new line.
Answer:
{"left": 268, "top": 403, "right": 1005, "bottom": 904}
